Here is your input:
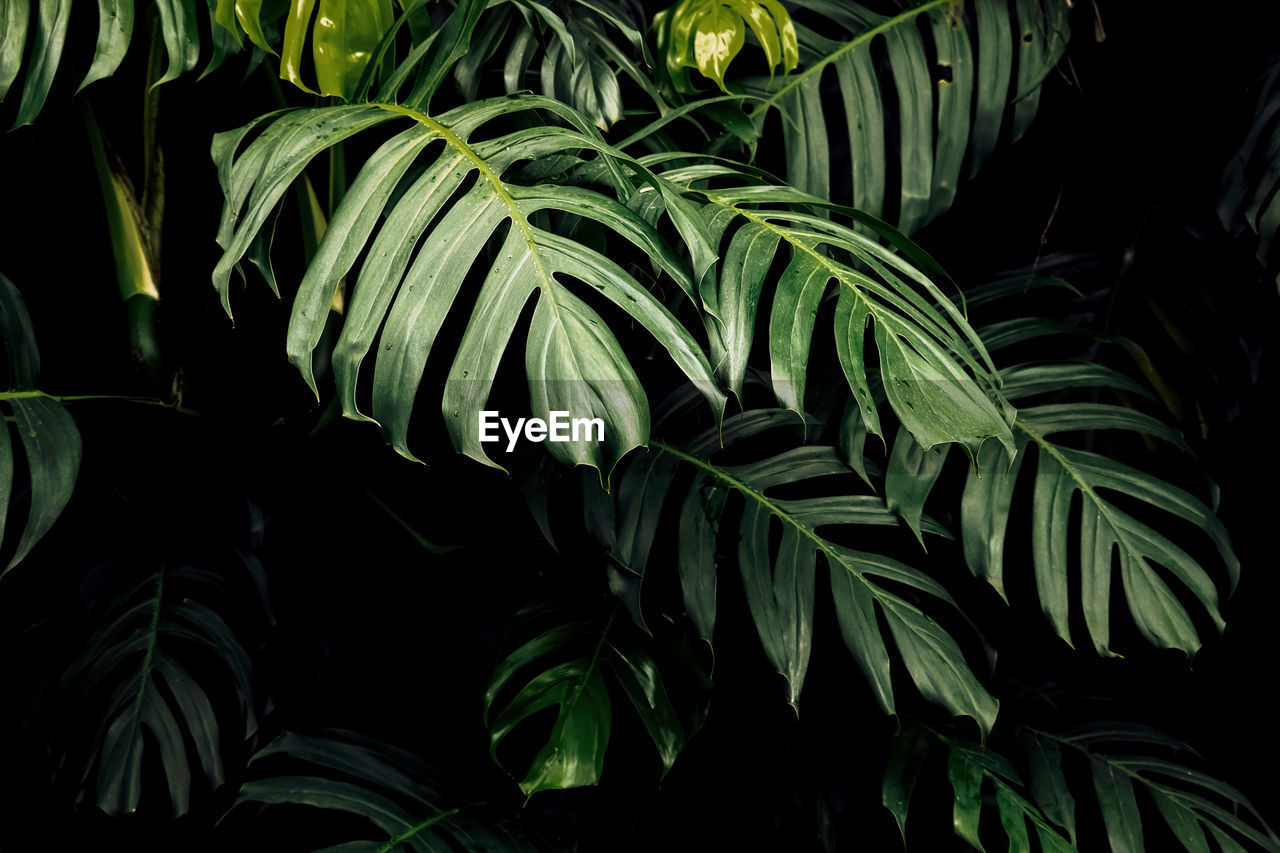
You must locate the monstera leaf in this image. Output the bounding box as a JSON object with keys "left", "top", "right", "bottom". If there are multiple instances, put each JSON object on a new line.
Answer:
{"left": 484, "top": 603, "right": 686, "bottom": 795}
{"left": 878, "top": 279, "right": 1238, "bottom": 657}
{"left": 882, "top": 726, "right": 1075, "bottom": 851}
{"left": 1020, "top": 724, "right": 1280, "bottom": 853}
{"left": 630, "top": 160, "right": 1014, "bottom": 458}
{"left": 269, "top": 0, "right": 395, "bottom": 99}
{"left": 236, "top": 730, "right": 541, "bottom": 851}
{"left": 56, "top": 553, "right": 264, "bottom": 816}
{"left": 211, "top": 94, "right": 726, "bottom": 476}
{"left": 731, "top": 0, "right": 1070, "bottom": 232}
{"left": 0, "top": 273, "right": 81, "bottom": 574}
{"left": 884, "top": 723, "right": 1280, "bottom": 852}
{"left": 592, "top": 401, "right": 997, "bottom": 732}
{"left": 455, "top": 0, "right": 659, "bottom": 130}
{"left": 961, "top": 358, "right": 1236, "bottom": 656}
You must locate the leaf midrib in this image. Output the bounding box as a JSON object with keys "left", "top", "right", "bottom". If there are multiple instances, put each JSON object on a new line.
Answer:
{"left": 652, "top": 440, "right": 886, "bottom": 601}
{"left": 1025, "top": 727, "right": 1278, "bottom": 849}
{"left": 126, "top": 568, "right": 166, "bottom": 735}
{"left": 370, "top": 103, "right": 581, "bottom": 377}
{"left": 749, "top": 0, "right": 957, "bottom": 117}
{"left": 699, "top": 192, "right": 967, "bottom": 382}
{"left": 1014, "top": 419, "right": 1152, "bottom": 603}
{"left": 374, "top": 807, "right": 461, "bottom": 853}
{"left": 701, "top": 191, "right": 873, "bottom": 312}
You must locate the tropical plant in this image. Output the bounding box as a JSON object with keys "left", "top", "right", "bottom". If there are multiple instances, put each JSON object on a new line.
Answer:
{"left": 0, "top": 273, "right": 80, "bottom": 573}
{"left": 0, "top": 0, "right": 1277, "bottom": 850}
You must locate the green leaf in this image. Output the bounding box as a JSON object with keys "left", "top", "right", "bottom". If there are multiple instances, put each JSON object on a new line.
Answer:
{"left": 0, "top": 0, "right": 30, "bottom": 102}
{"left": 0, "top": 274, "right": 81, "bottom": 574}
{"left": 5, "top": 396, "right": 81, "bottom": 571}
{"left": 882, "top": 728, "right": 929, "bottom": 842}
{"left": 10, "top": 0, "right": 72, "bottom": 128}
{"left": 736, "top": 0, "right": 1069, "bottom": 231}
{"left": 1021, "top": 726, "right": 1280, "bottom": 853}
{"left": 599, "top": 407, "right": 994, "bottom": 729}
{"left": 891, "top": 727, "right": 1076, "bottom": 852}
{"left": 457, "top": 0, "right": 654, "bottom": 131}
{"left": 58, "top": 558, "right": 264, "bottom": 816}
{"left": 235, "top": 0, "right": 275, "bottom": 53}
{"left": 995, "top": 785, "right": 1033, "bottom": 853}
{"left": 885, "top": 424, "right": 948, "bottom": 545}
{"left": 649, "top": 162, "right": 1013, "bottom": 457}
{"left": 662, "top": 0, "right": 797, "bottom": 93}
{"left": 238, "top": 731, "right": 538, "bottom": 851}
{"left": 212, "top": 96, "right": 727, "bottom": 479}
{"left": 153, "top": 0, "right": 202, "bottom": 87}
{"left": 280, "top": 0, "right": 320, "bottom": 93}
{"left": 1020, "top": 728, "right": 1077, "bottom": 842}
{"left": 311, "top": 0, "right": 394, "bottom": 98}
{"left": 3, "top": 0, "right": 234, "bottom": 124}
{"left": 956, "top": 333, "right": 1238, "bottom": 657}
{"left": 1089, "top": 757, "right": 1144, "bottom": 853}
{"left": 484, "top": 608, "right": 685, "bottom": 795}
{"left": 606, "top": 635, "right": 685, "bottom": 775}
{"left": 948, "top": 746, "right": 986, "bottom": 851}
{"left": 84, "top": 105, "right": 160, "bottom": 304}
{"left": 212, "top": 0, "right": 240, "bottom": 44}
{"left": 79, "top": 0, "right": 135, "bottom": 93}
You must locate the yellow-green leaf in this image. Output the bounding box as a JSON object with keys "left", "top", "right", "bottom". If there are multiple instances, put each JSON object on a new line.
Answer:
{"left": 663, "top": 0, "right": 797, "bottom": 92}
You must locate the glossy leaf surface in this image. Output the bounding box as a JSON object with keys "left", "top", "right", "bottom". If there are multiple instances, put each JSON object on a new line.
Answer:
{"left": 643, "top": 162, "right": 1014, "bottom": 458}
{"left": 661, "top": 0, "right": 797, "bottom": 92}
{"left": 736, "top": 0, "right": 1069, "bottom": 232}
{"left": 211, "top": 95, "right": 727, "bottom": 478}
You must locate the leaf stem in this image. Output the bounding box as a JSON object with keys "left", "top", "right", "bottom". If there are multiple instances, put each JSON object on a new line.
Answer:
{"left": 374, "top": 808, "right": 461, "bottom": 852}
{"left": 0, "top": 389, "right": 197, "bottom": 415}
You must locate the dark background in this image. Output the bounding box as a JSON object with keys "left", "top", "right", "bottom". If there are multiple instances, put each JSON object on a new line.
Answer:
{"left": 1, "top": 0, "right": 1279, "bottom": 849}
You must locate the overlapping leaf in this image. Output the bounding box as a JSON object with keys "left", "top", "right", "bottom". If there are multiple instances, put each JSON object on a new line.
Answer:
{"left": 455, "top": 0, "right": 658, "bottom": 130}
{"left": 883, "top": 727, "right": 1075, "bottom": 851}
{"left": 212, "top": 94, "right": 726, "bottom": 476}
{"left": 878, "top": 285, "right": 1239, "bottom": 658}
{"left": 273, "top": 0, "right": 395, "bottom": 99}
{"left": 959, "top": 352, "right": 1237, "bottom": 657}
{"left": 636, "top": 161, "right": 1014, "bottom": 457}
{"left": 0, "top": 0, "right": 231, "bottom": 128}
{"left": 0, "top": 273, "right": 81, "bottom": 574}
{"left": 56, "top": 555, "right": 264, "bottom": 816}
{"left": 237, "top": 730, "right": 541, "bottom": 850}
{"left": 886, "top": 723, "right": 1279, "bottom": 852}
{"left": 732, "top": 0, "right": 1070, "bottom": 232}
{"left": 484, "top": 605, "right": 686, "bottom": 795}
{"left": 1021, "top": 724, "right": 1280, "bottom": 853}
{"left": 594, "top": 404, "right": 996, "bottom": 731}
